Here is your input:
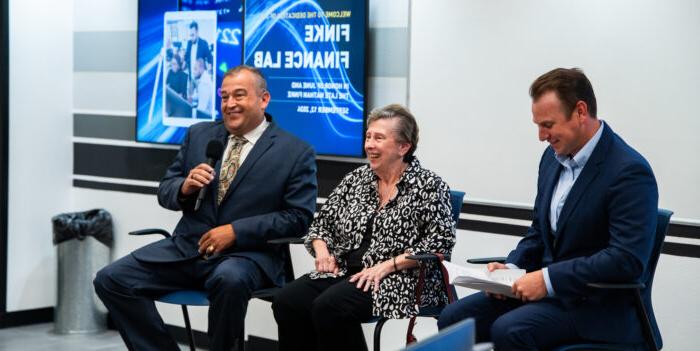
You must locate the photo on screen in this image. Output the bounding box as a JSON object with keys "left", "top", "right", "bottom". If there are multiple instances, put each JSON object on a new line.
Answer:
{"left": 180, "top": 0, "right": 244, "bottom": 115}
{"left": 136, "top": 0, "right": 243, "bottom": 145}
{"left": 162, "top": 11, "right": 217, "bottom": 127}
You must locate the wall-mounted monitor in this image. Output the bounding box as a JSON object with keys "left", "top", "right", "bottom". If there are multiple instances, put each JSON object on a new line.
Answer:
{"left": 244, "top": 0, "right": 368, "bottom": 157}
{"left": 136, "top": 0, "right": 244, "bottom": 144}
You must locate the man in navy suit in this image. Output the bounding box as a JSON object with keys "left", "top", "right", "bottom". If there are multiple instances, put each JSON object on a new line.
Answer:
{"left": 94, "top": 65, "right": 317, "bottom": 350}
{"left": 438, "top": 68, "right": 659, "bottom": 350}
{"left": 184, "top": 21, "right": 212, "bottom": 80}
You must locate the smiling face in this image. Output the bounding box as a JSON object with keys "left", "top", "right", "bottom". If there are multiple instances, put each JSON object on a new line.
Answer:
{"left": 532, "top": 91, "right": 588, "bottom": 157}
{"left": 219, "top": 70, "right": 270, "bottom": 136}
{"left": 364, "top": 117, "right": 411, "bottom": 172}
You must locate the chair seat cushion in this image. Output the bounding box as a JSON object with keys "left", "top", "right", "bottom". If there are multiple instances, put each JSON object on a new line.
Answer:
{"left": 417, "top": 305, "right": 445, "bottom": 317}
{"left": 157, "top": 290, "right": 209, "bottom": 306}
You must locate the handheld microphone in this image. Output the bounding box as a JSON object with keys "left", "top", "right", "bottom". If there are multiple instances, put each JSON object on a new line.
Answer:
{"left": 194, "top": 139, "right": 225, "bottom": 211}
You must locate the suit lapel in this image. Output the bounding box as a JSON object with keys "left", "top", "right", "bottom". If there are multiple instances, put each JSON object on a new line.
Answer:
{"left": 541, "top": 154, "right": 562, "bottom": 249}
{"left": 555, "top": 125, "right": 612, "bottom": 235}
{"left": 220, "top": 122, "right": 277, "bottom": 204}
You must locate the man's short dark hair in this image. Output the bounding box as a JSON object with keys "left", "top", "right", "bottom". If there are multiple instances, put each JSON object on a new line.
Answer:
{"left": 223, "top": 65, "right": 268, "bottom": 93}
{"left": 189, "top": 21, "right": 199, "bottom": 31}
{"left": 529, "top": 68, "right": 597, "bottom": 118}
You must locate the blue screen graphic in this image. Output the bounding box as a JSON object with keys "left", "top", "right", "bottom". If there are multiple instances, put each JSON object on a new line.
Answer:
{"left": 136, "top": 0, "right": 243, "bottom": 144}
{"left": 244, "top": 0, "right": 367, "bottom": 157}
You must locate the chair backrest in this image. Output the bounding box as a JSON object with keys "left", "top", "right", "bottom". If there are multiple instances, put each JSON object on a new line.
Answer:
{"left": 404, "top": 318, "right": 475, "bottom": 351}
{"left": 445, "top": 190, "right": 465, "bottom": 301}
{"left": 552, "top": 209, "right": 674, "bottom": 351}
{"left": 449, "top": 190, "right": 466, "bottom": 223}
{"left": 644, "top": 209, "right": 673, "bottom": 296}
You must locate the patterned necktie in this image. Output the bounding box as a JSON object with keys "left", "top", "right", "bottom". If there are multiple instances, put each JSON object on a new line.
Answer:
{"left": 217, "top": 135, "right": 248, "bottom": 205}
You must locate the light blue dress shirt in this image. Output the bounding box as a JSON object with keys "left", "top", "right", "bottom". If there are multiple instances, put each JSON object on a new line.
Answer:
{"left": 540, "top": 121, "right": 605, "bottom": 296}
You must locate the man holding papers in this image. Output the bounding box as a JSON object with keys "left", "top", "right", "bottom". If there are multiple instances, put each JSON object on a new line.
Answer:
{"left": 438, "top": 68, "right": 660, "bottom": 350}
{"left": 442, "top": 261, "right": 525, "bottom": 298}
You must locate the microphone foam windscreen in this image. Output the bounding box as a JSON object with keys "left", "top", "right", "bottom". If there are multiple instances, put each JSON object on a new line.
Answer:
{"left": 206, "top": 140, "right": 225, "bottom": 160}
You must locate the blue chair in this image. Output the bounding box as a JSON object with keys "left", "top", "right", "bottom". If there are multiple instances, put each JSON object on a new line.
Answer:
{"left": 468, "top": 209, "right": 673, "bottom": 351}
{"left": 370, "top": 190, "right": 466, "bottom": 351}
{"left": 127, "top": 229, "right": 297, "bottom": 351}
{"left": 404, "top": 318, "right": 475, "bottom": 351}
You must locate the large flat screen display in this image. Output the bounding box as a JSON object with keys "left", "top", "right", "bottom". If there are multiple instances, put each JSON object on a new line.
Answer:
{"left": 136, "top": 0, "right": 243, "bottom": 144}
{"left": 244, "top": 0, "right": 367, "bottom": 157}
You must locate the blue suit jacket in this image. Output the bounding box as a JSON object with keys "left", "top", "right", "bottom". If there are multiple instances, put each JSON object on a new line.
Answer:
{"left": 132, "top": 117, "right": 318, "bottom": 287}
{"left": 506, "top": 123, "right": 661, "bottom": 347}
{"left": 185, "top": 37, "right": 212, "bottom": 70}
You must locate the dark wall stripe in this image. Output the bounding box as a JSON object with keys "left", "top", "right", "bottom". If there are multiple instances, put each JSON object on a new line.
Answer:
{"left": 459, "top": 204, "right": 700, "bottom": 241}
{"left": 0, "top": 307, "right": 53, "bottom": 328}
{"left": 316, "top": 159, "right": 363, "bottom": 197}
{"left": 73, "top": 142, "right": 360, "bottom": 197}
{"left": 457, "top": 219, "right": 700, "bottom": 258}
{"left": 459, "top": 219, "right": 529, "bottom": 238}
{"left": 74, "top": 114, "right": 135, "bottom": 140}
{"left": 73, "top": 179, "right": 158, "bottom": 195}
{"left": 462, "top": 203, "right": 533, "bottom": 221}
{"left": 661, "top": 242, "right": 700, "bottom": 259}
{"left": 74, "top": 143, "right": 177, "bottom": 181}
{"left": 667, "top": 223, "right": 700, "bottom": 240}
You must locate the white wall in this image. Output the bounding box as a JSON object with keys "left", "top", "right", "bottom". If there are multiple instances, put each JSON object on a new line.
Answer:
{"left": 6, "top": 0, "right": 74, "bottom": 312}
{"left": 409, "top": 0, "right": 700, "bottom": 222}
{"left": 408, "top": 1, "right": 700, "bottom": 349}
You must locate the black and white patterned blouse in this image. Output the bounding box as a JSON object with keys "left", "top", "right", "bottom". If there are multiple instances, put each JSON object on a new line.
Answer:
{"left": 304, "top": 158, "right": 456, "bottom": 319}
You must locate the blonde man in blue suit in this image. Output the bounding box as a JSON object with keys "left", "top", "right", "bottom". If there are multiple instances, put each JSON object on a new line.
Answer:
{"left": 438, "top": 68, "right": 660, "bottom": 350}
{"left": 94, "top": 65, "right": 317, "bottom": 351}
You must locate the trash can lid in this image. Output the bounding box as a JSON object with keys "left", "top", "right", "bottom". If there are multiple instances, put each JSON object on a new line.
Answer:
{"left": 52, "top": 209, "right": 113, "bottom": 247}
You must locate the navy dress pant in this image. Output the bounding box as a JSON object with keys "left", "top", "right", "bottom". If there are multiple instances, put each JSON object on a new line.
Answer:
{"left": 93, "top": 253, "right": 266, "bottom": 351}
{"left": 438, "top": 292, "right": 583, "bottom": 350}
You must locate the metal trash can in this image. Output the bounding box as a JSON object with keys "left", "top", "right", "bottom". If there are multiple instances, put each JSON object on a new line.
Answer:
{"left": 52, "top": 209, "right": 113, "bottom": 334}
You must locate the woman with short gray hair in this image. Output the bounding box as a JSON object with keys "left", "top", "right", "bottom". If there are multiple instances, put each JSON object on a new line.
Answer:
{"left": 272, "top": 104, "right": 456, "bottom": 351}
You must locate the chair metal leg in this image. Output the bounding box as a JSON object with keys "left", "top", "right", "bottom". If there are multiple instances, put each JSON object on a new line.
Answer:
{"left": 373, "top": 317, "right": 388, "bottom": 351}
{"left": 181, "top": 305, "right": 196, "bottom": 351}
{"left": 633, "top": 289, "right": 658, "bottom": 351}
